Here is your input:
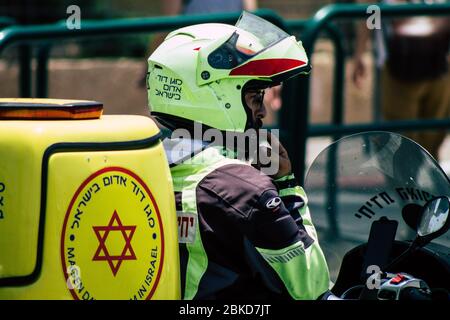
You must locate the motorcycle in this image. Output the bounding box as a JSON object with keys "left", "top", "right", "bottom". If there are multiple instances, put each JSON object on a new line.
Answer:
{"left": 304, "top": 131, "right": 450, "bottom": 300}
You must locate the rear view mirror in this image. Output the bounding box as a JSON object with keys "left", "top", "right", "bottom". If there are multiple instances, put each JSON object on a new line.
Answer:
{"left": 416, "top": 196, "right": 450, "bottom": 245}
{"left": 384, "top": 196, "right": 450, "bottom": 272}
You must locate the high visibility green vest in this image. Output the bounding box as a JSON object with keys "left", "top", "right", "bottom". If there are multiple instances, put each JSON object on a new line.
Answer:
{"left": 170, "top": 146, "right": 330, "bottom": 300}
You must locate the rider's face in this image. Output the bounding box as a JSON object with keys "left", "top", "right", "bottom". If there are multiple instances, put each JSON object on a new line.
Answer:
{"left": 244, "top": 89, "right": 266, "bottom": 129}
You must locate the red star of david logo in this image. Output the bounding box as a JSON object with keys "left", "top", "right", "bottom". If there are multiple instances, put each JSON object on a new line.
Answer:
{"left": 92, "top": 210, "right": 137, "bottom": 276}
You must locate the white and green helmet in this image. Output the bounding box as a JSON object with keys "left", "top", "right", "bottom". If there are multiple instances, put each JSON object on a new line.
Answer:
{"left": 147, "top": 12, "right": 310, "bottom": 132}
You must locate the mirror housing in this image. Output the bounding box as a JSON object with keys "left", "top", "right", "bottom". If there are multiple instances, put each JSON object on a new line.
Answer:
{"left": 384, "top": 196, "right": 450, "bottom": 272}
{"left": 415, "top": 196, "right": 450, "bottom": 247}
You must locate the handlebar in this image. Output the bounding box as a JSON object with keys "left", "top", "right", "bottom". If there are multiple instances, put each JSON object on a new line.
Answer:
{"left": 399, "top": 287, "right": 432, "bottom": 300}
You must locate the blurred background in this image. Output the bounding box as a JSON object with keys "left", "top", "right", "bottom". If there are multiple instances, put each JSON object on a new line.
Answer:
{"left": 0, "top": 0, "right": 449, "bottom": 172}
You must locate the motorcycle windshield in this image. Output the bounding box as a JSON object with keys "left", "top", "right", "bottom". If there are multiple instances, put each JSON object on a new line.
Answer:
{"left": 304, "top": 131, "right": 450, "bottom": 282}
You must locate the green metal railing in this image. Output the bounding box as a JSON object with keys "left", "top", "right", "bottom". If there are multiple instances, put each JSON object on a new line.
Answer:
{"left": 0, "top": 9, "right": 286, "bottom": 98}
{"left": 286, "top": 3, "right": 450, "bottom": 183}
{"left": 1, "top": 4, "right": 450, "bottom": 184}
{"left": 293, "top": 3, "right": 450, "bottom": 239}
{"left": 0, "top": 17, "right": 15, "bottom": 29}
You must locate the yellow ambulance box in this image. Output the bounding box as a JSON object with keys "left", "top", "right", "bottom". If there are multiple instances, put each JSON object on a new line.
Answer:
{"left": 0, "top": 99, "right": 180, "bottom": 300}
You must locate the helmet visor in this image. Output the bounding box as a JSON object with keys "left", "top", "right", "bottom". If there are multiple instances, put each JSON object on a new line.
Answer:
{"left": 235, "top": 11, "right": 290, "bottom": 50}
{"left": 207, "top": 11, "right": 290, "bottom": 69}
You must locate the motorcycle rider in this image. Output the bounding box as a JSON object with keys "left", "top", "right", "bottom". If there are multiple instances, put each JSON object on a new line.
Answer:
{"left": 147, "top": 12, "right": 330, "bottom": 299}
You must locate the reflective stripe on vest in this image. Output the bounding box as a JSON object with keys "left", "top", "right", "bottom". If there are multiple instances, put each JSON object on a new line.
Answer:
{"left": 171, "top": 146, "right": 244, "bottom": 299}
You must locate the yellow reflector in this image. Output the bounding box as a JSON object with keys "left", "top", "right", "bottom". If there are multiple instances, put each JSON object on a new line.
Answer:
{"left": 0, "top": 98, "right": 103, "bottom": 120}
